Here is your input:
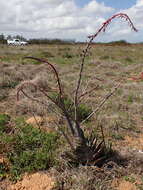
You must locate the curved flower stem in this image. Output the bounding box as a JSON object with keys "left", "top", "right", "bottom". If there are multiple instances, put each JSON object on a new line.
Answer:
{"left": 24, "top": 57, "right": 63, "bottom": 97}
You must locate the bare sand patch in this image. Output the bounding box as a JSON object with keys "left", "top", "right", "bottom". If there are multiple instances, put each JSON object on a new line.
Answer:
{"left": 9, "top": 172, "right": 55, "bottom": 190}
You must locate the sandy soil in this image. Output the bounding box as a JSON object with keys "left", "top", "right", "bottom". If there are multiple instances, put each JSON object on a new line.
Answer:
{"left": 8, "top": 172, "right": 55, "bottom": 190}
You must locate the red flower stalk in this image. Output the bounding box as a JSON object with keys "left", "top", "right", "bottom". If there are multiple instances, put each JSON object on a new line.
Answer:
{"left": 88, "top": 13, "right": 138, "bottom": 39}
{"left": 24, "top": 57, "right": 63, "bottom": 97}
{"left": 74, "top": 13, "right": 138, "bottom": 116}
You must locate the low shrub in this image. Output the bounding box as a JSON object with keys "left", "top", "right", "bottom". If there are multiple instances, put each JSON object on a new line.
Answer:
{"left": 63, "top": 52, "right": 74, "bottom": 59}
{"left": 0, "top": 117, "right": 59, "bottom": 181}
{"left": 0, "top": 162, "right": 8, "bottom": 180}
{"left": 125, "top": 57, "right": 133, "bottom": 63}
{"left": 0, "top": 80, "right": 19, "bottom": 89}
{"left": 0, "top": 114, "right": 10, "bottom": 132}
{"left": 50, "top": 93, "right": 92, "bottom": 122}
{"left": 100, "top": 55, "right": 110, "bottom": 60}
{"left": 40, "top": 51, "right": 54, "bottom": 58}
{"left": 0, "top": 92, "right": 8, "bottom": 101}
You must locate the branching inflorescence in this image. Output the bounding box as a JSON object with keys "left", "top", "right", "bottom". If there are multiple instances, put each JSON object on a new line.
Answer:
{"left": 74, "top": 13, "right": 137, "bottom": 121}
{"left": 17, "top": 13, "right": 137, "bottom": 166}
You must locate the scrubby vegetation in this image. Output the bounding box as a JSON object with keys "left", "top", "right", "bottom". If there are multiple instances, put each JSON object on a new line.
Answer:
{"left": 0, "top": 114, "right": 58, "bottom": 181}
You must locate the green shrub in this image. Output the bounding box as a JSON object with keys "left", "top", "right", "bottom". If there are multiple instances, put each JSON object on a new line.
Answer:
{"left": 0, "top": 114, "right": 10, "bottom": 132}
{"left": 123, "top": 176, "right": 136, "bottom": 183}
{"left": 125, "top": 57, "right": 133, "bottom": 63}
{"left": 63, "top": 52, "right": 74, "bottom": 59}
{"left": 111, "top": 133, "right": 124, "bottom": 140}
{"left": 0, "top": 163, "right": 8, "bottom": 180}
{"left": 100, "top": 55, "right": 110, "bottom": 60}
{"left": 0, "top": 81, "right": 19, "bottom": 89}
{"left": 76, "top": 104, "right": 92, "bottom": 122}
{"left": 127, "top": 95, "right": 134, "bottom": 103}
{"left": 62, "top": 96, "right": 91, "bottom": 121}
{"left": 40, "top": 51, "right": 54, "bottom": 58}
{"left": 50, "top": 93, "right": 91, "bottom": 122}
{"left": 0, "top": 94, "right": 8, "bottom": 101}
{"left": 0, "top": 118, "right": 58, "bottom": 181}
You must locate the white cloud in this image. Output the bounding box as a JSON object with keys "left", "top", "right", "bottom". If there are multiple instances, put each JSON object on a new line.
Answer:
{"left": 104, "top": 0, "right": 143, "bottom": 42}
{"left": 0, "top": 0, "right": 115, "bottom": 41}
{"left": 83, "top": 1, "right": 114, "bottom": 15}
{"left": 0, "top": 0, "right": 142, "bottom": 42}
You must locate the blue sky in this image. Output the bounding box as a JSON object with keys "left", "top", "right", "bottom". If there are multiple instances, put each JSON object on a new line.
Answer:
{"left": 76, "top": 0, "right": 137, "bottom": 9}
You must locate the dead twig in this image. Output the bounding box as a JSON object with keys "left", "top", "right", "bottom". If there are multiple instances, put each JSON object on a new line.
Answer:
{"left": 81, "top": 83, "right": 120, "bottom": 124}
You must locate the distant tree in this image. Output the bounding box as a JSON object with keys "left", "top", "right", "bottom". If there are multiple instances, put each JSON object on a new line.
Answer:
{"left": 29, "top": 38, "right": 75, "bottom": 45}
{"left": 13, "top": 35, "right": 27, "bottom": 41}
{"left": 7, "top": 35, "right": 13, "bottom": 40}
{"left": 109, "top": 40, "right": 129, "bottom": 45}
{"left": 0, "top": 33, "right": 6, "bottom": 44}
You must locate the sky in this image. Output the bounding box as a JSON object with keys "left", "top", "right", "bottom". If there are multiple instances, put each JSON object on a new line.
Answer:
{"left": 0, "top": 0, "right": 143, "bottom": 42}
{"left": 76, "top": 0, "right": 137, "bottom": 9}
